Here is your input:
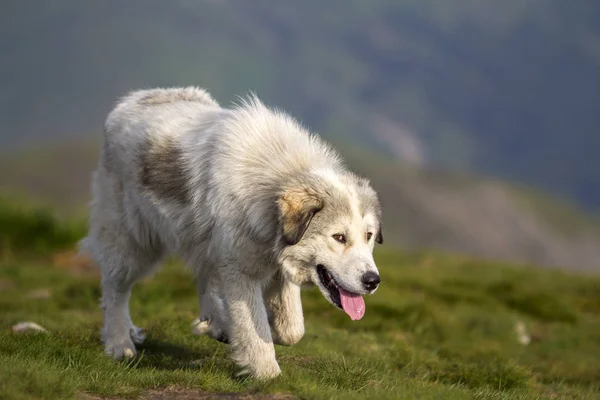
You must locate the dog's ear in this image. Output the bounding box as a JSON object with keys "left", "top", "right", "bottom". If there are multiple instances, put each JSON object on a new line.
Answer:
{"left": 376, "top": 229, "right": 383, "bottom": 244}
{"left": 375, "top": 218, "right": 383, "bottom": 244}
{"left": 278, "top": 188, "right": 323, "bottom": 245}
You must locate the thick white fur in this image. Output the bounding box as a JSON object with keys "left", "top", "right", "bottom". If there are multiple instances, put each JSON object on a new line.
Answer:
{"left": 81, "top": 87, "right": 382, "bottom": 379}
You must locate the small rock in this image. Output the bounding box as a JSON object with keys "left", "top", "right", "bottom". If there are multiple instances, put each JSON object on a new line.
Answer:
{"left": 12, "top": 321, "right": 48, "bottom": 333}
{"left": 515, "top": 321, "right": 531, "bottom": 345}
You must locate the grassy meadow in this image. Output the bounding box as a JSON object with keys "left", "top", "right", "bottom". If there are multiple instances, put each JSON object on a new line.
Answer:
{"left": 1, "top": 200, "right": 599, "bottom": 399}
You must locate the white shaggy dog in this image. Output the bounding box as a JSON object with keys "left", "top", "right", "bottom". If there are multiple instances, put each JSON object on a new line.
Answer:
{"left": 82, "top": 87, "right": 383, "bottom": 379}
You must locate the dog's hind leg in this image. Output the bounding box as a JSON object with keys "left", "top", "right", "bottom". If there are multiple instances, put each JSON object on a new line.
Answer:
{"left": 83, "top": 211, "right": 164, "bottom": 359}
{"left": 94, "top": 241, "right": 163, "bottom": 359}
{"left": 83, "top": 139, "right": 167, "bottom": 359}
{"left": 265, "top": 271, "right": 305, "bottom": 346}
{"left": 100, "top": 271, "right": 138, "bottom": 359}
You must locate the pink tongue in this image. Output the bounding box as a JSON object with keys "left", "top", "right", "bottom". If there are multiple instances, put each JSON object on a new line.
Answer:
{"left": 339, "top": 288, "right": 365, "bottom": 320}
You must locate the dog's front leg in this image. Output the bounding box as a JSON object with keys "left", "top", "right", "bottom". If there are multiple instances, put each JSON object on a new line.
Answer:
{"left": 266, "top": 272, "right": 305, "bottom": 346}
{"left": 222, "top": 270, "right": 281, "bottom": 380}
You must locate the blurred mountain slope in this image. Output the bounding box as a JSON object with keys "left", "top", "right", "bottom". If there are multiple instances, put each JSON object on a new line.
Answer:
{"left": 1, "top": 0, "right": 599, "bottom": 208}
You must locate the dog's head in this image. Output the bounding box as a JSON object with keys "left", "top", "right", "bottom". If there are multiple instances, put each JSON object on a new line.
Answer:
{"left": 277, "top": 170, "right": 383, "bottom": 320}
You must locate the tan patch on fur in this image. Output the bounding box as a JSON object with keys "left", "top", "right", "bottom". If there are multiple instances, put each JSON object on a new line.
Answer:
{"left": 140, "top": 136, "right": 191, "bottom": 204}
{"left": 279, "top": 188, "right": 323, "bottom": 245}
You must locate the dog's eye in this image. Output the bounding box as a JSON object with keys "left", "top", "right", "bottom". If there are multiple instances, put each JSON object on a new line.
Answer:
{"left": 366, "top": 232, "right": 373, "bottom": 241}
{"left": 332, "top": 234, "right": 346, "bottom": 244}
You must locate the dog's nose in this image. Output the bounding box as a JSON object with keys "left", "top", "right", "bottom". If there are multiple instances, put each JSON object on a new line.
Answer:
{"left": 361, "top": 271, "right": 380, "bottom": 291}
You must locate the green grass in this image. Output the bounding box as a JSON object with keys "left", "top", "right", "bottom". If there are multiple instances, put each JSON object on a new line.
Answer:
{"left": 0, "top": 196, "right": 85, "bottom": 255}
{"left": 1, "top": 247, "right": 600, "bottom": 399}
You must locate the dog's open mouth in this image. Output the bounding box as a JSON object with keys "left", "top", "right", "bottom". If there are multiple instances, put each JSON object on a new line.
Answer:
{"left": 317, "top": 265, "right": 365, "bottom": 321}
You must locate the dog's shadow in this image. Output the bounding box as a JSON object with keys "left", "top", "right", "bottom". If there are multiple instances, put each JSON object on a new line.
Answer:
{"left": 134, "top": 338, "right": 230, "bottom": 372}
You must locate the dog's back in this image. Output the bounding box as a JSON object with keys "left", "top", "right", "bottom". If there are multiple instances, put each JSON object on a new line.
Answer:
{"left": 133, "top": 87, "right": 220, "bottom": 107}
{"left": 102, "top": 87, "right": 220, "bottom": 173}
{"left": 82, "top": 88, "right": 222, "bottom": 267}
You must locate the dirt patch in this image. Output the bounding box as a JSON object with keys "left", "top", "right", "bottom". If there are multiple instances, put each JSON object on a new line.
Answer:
{"left": 79, "top": 389, "right": 295, "bottom": 400}
{"left": 142, "top": 389, "right": 295, "bottom": 399}
{"left": 144, "top": 389, "right": 295, "bottom": 399}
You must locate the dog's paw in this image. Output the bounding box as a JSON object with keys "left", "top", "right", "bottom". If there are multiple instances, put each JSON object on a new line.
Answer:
{"left": 130, "top": 326, "right": 146, "bottom": 345}
{"left": 105, "top": 340, "right": 137, "bottom": 360}
{"left": 192, "top": 318, "right": 229, "bottom": 344}
{"left": 238, "top": 360, "right": 281, "bottom": 380}
{"left": 191, "top": 318, "right": 211, "bottom": 336}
